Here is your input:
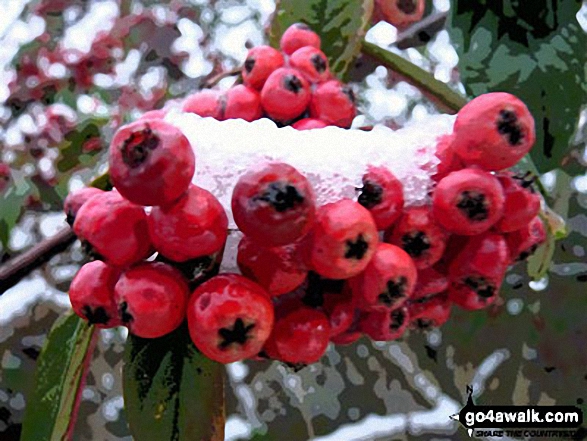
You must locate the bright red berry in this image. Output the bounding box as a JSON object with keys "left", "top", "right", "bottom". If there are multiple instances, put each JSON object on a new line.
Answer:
{"left": 108, "top": 119, "right": 195, "bottom": 207}
{"left": 505, "top": 216, "right": 546, "bottom": 262}
{"left": 264, "top": 307, "right": 330, "bottom": 364}
{"left": 309, "top": 199, "right": 379, "bottom": 279}
{"left": 412, "top": 266, "right": 448, "bottom": 300}
{"left": 323, "top": 294, "right": 355, "bottom": 338}
{"left": 64, "top": 187, "right": 104, "bottom": 226}
{"left": 69, "top": 261, "right": 122, "bottom": 328}
{"left": 448, "top": 233, "right": 509, "bottom": 310}
{"left": 148, "top": 184, "right": 228, "bottom": 262}
{"left": 495, "top": 172, "right": 541, "bottom": 233}
{"left": 331, "top": 329, "right": 362, "bottom": 345}
{"left": 408, "top": 293, "right": 451, "bottom": 330}
{"left": 350, "top": 243, "right": 417, "bottom": 311}
{"left": 115, "top": 262, "right": 189, "bottom": 338}
{"left": 242, "top": 45, "right": 284, "bottom": 90}
{"left": 182, "top": 90, "right": 224, "bottom": 119}
{"left": 73, "top": 191, "right": 152, "bottom": 267}
{"left": 223, "top": 85, "right": 262, "bottom": 122}
{"left": 237, "top": 236, "right": 307, "bottom": 296}
{"left": 261, "top": 68, "right": 310, "bottom": 122}
{"left": 280, "top": 23, "right": 321, "bottom": 55}
{"left": 375, "top": 0, "right": 425, "bottom": 30}
{"left": 187, "top": 274, "right": 274, "bottom": 363}
{"left": 359, "top": 306, "right": 409, "bottom": 341}
{"left": 385, "top": 206, "right": 449, "bottom": 269}
{"left": 232, "top": 162, "right": 316, "bottom": 247}
{"left": 309, "top": 80, "right": 356, "bottom": 128}
{"left": 432, "top": 168, "right": 504, "bottom": 235}
{"left": 453, "top": 92, "right": 536, "bottom": 170}
{"left": 432, "top": 134, "right": 463, "bottom": 182}
{"left": 289, "top": 46, "right": 330, "bottom": 83}
{"left": 357, "top": 165, "right": 404, "bottom": 230}
{"left": 291, "top": 118, "right": 329, "bottom": 130}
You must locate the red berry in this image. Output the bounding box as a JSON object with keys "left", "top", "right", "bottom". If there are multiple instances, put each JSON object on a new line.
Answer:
{"left": 64, "top": 187, "right": 104, "bottom": 226}
{"left": 291, "top": 118, "right": 329, "bottom": 130}
{"left": 350, "top": 243, "right": 417, "bottom": 311}
{"left": 242, "top": 45, "right": 284, "bottom": 90}
{"left": 187, "top": 274, "right": 274, "bottom": 363}
{"left": 505, "top": 216, "right": 546, "bottom": 262}
{"left": 115, "top": 262, "right": 189, "bottom": 338}
{"left": 432, "top": 134, "right": 463, "bottom": 182}
{"left": 289, "top": 46, "right": 330, "bottom": 83}
{"left": 453, "top": 92, "right": 536, "bottom": 170}
{"left": 0, "top": 163, "right": 10, "bottom": 193}
{"left": 224, "top": 85, "right": 262, "bottom": 122}
{"left": 237, "top": 236, "right": 307, "bottom": 296}
{"left": 385, "top": 206, "right": 449, "bottom": 269}
{"left": 375, "top": 0, "right": 425, "bottom": 30}
{"left": 261, "top": 68, "right": 310, "bottom": 122}
{"left": 432, "top": 169, "right": 504, "bottom": 235}
{"left": 232, "top": 162, "right": 316, "bottom": 247}
{"left": 413, "top": 266, "right": 448, "bottom": 300}
{"left": 148, "top": 184, "right": 228, "bottom": 262}
{"left": 359, "top": 306, "right": 409, "bottom": 341}
{"left": 309, "top": 80, "right": 356, "bottom": 128}
{"left": 357, "top": 165, "right": 404, "bottom": 230}
{"left": 448, "top": 233, "right": 509, "bottom": 310}
{"left": 69, "top": 261, "right": 122, "bottom": 328}
{"left": 73, "top": 191, "right": 152, "bottom": 267}
{"left": 309, "top": 199, "right": 379, "bottom": 279}
{"left": 264, "top": 307, "right": 330, "bottom": 364}
{"left": 109, "top": 119, "right": 195, "bottom": 207}
{"left": 331, "top": 330, "right": 362, "bottom": 345}
{"left": 495, "top": 172, "right": 541, "bottom": 233}
{"left": 182, "top": 90, "right": 224, "bottom": 119}
{"left": 280, "top": 23, "right": 321, "bottom": 55}
{"left": 322, "top": 289, "right": 355, "bottom": 337}
{"left": 408, "top": 293, "right": 451, "bottom": 330}
{"left": 138, "top": 109, "right": 167, "bottom": 121}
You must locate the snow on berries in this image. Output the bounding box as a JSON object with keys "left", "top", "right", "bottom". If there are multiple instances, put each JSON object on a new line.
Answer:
{"left": 66, "top": 29, "right": 547, "bottom": 367}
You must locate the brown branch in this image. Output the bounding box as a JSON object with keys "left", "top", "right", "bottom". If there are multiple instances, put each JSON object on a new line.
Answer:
{"left": 0, "top": 227, "right": 76, "bottom": 294}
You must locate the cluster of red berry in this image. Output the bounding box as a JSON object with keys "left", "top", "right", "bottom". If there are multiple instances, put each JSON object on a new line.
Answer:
{"left": 180, "top": 23, "right": 356, "bottom": 129}
{"left": 64, "top": 48, "right": 545, "bottom": 367}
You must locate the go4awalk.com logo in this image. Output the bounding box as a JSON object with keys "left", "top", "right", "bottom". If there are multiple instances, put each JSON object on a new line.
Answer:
{"left": 450, "top": 386, "right": 584, "bottom": 438}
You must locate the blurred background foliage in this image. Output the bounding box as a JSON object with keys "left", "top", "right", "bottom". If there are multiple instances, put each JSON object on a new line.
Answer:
{"left": 0, "top": 0, "right": 586, "bottom": 440}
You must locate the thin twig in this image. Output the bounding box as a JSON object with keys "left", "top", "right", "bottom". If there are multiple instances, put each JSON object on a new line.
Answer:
{"left": 395, "top": 11, "right": 449, "bottom": 50}
{"left": 202, "top": 67, "right": 241, "bottom": 89}
{"left": 0, "top": 227, "right": 76, "bottom": 294}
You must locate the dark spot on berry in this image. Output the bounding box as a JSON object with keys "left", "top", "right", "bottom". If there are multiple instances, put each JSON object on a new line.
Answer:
{"left": 254, "top": 181, "right": 304, "bottom": 212}
{"left": 357, "top": 180, "right": 383, "bottom": 209}
{"left": 119, "top": 301, "right": 133, "bottom": 324}
{"left": 456, "top": 190, "right": 489, "bottom": 221}
{"left": 345, "top": 234, "right": 369, "bottom": 260}
{"left": 120, "top": 125, "right": 160, "bottom": 168}
{"left": 517, "top": 244, "right": 539, "bottom": 261}
{"left": 497, "top": 109, "right": 524, "bottom": 146}
{"left": 401, "top": 231, "right": 431, "bottom": 258}
{"left": 283, "top": 74, "right": 303, "bottom": 94}
{"left": 218, "top": 318, "right": 255, "bottom": 349}
{"left": 378, "top": 277, "right": 407, "bottom": 306}
{"left": 342, "top": 86, "right": 356, "bottom": 104}
{"left": 244, "top": 57, "right": 255, "bottom": 73}
{"left": 397, "top": 0, "right": 417, "bottom": 14}
{"left": 82, "top": 305, "right": 111, "bottom": 325}
{"left": 464, "top": 276, "right": 495, "bottom": 299}
{"left": 389, "top": 308, "right": 406, "bottom": 330}
{"left": 310, "top": 54, "right": 327, "bottom": 73}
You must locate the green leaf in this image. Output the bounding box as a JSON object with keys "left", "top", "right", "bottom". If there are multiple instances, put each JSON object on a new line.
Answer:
{"left": 21, "top": 313, "right": 96, "bottom": 441}
{"left": 123, "top": 323, "right": 225, "bottom": 441}
{"left": 268, "top": 0, "right": 375, "bottom": 78}
{"left": 56, "top": 117, "right": 107, "bottom": 173}
{"left": 0, "top": 170, "right": 34, "bottom": 248}
{"left": 448, "top": 1, "right": 587, "bottom": 173}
